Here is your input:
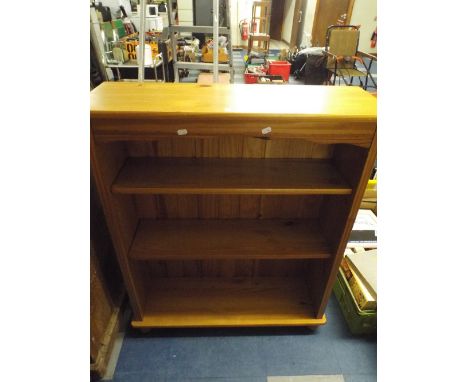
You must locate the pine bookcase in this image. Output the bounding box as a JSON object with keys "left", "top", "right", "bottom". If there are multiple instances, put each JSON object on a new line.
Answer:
{"left": 90, "top": 82, "right": 377, "bottom": 329}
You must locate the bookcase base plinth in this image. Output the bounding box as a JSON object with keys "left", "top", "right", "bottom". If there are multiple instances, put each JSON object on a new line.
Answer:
{"left": 130, "top": 277, "right": 327, "bottom": 328}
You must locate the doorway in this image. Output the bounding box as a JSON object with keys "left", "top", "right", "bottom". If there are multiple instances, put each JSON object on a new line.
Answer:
{"left": 311, "top": 0, "right": 355, "bottom": 47}
{"left": 270, "top": 0, "right": 285, "bottom": 41}
{"left": 280, "top": 0, "right": 305, "bottom": 49}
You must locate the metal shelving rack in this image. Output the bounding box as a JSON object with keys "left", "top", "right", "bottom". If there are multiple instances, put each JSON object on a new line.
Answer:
{"left": 90, "top": 0, "right": 167, "bottom": 83}
{"left": 167, "top": 0, "right": 233, "bottom": 82}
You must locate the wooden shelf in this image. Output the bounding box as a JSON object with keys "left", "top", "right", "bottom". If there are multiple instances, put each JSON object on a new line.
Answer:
{"left": 131, "top": 277, "right": 327, "bottom": 328}
{"left": 112, "top": 158, "right": 352, "bottom": 195}
{"left": 129, "top": 219, "right": 332, "bottom": 260}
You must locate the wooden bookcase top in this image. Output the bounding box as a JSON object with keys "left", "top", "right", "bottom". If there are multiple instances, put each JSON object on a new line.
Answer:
{"left": 90, "top": 83, "right": 376, "bottom": 146}
{"left": 91, "top": 82, "right": 376, "bottom": 120}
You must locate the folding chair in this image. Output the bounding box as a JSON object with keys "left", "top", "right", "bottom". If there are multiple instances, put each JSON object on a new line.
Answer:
{"left": 323, "top": 25, "right": 377, "bottom": 89}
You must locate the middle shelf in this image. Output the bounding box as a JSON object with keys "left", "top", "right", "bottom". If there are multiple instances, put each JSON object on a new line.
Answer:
{"left": 112, "top": 157, "right": 351, "bottom": 195}
{"left": 129, "top": 219, "right": 332, "bottom": 260}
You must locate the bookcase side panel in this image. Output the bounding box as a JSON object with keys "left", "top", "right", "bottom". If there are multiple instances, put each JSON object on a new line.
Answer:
{"left": 316, "top": 134, "right": 377, "bottom": 317}
{"left": 91, "top": 137, "right": 146, "bottom": 319}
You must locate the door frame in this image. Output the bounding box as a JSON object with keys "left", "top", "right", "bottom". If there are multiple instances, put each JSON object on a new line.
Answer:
{"left": 269, "top": 0, "right": 285, "bottom": 41}
{"left": 311, "top": 0, "right": 355, "bottom": 46}
{"left": 288, "top": 0, "right": 304, "bottom": 49}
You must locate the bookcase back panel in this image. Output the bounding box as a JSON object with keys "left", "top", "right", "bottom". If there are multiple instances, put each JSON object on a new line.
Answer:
{"left": 124, "top": 138, "right": 333, "bottom": 221}
{"left": 144, "top": 259, "right": 311, "bottom": 278}
{"left": 133, "top": 195, "right": 323, "bottom": 220}
{"left": 124, "top": 138, "right": 334, "bottom": 159}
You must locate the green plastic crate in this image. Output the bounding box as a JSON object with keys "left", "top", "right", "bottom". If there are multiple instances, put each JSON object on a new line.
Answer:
{"left": 333, "top": 268, "right": 377, "bottom": 335}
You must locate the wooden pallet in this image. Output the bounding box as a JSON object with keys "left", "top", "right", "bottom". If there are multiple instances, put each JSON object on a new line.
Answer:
{"left": 90, "top": 292, "right": 125, "bottom": 379}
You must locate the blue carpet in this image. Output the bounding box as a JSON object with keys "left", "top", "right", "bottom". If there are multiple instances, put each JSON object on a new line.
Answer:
{"left": 110, "top": 294, "right": 376, "bottom": 382}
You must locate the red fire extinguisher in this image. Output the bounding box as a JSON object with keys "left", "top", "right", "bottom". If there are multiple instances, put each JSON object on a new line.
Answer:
{"left": 370, "top": 27, "right": 377, "bottom": 48}
{"left": 239, "top": 19, "right": 249, "bottom": 40}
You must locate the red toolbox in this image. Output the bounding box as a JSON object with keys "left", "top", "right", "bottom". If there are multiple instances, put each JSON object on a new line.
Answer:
{"left": 267, "top": 60, "right": 291, "bottom": 82}
{"left": 244, "top": 71, "right": 260, "bottom": 84}
{"left": 244, "top": 65, "right": 268, "bottom": 84}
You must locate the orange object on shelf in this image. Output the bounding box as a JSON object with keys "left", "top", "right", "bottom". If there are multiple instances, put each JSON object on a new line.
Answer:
{"left": 201, "top": 45, "right": 229, "bottom": 63}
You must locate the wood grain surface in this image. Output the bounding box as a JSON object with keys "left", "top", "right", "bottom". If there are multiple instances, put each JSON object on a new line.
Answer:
{"left": 130, "top": 219, "right": 332, "bottom": 260}
{"left": 112, "top": 157, "right": 352, "bottom": 195}
{"left": 90, "top": 83, "right": 376, "bottom": 146}
{"left": 131, "top": 277, "right": 327, "bottom": 328}
{"left": 90, "top": 83, "right": 377, "bottom": 328}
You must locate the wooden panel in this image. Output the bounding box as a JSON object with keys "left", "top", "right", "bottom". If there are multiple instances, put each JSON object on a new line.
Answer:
{"left": 316, "top": 133, "right": 377, "bottom": 316}
{"left": 260, "top": 195, "right": 323, "bottom": 219}
{"left": 90, "top": 244, "right": 125, "bottom": 378}
{"left": 146, "top": 259, "right": 310, "bottom": 278}
{"left": 125, "top": 135, "right": 335, "bottom": 227}
{"left": 242, "top": 137, "right": 266, "bottom": 158}
{"left": 126, "top": 138, "right": 333, "bottom": 159}
{"left": 289, "top": 0, "right": 304, "bottom": 49}
{"left": 311, "top": 0, "right": 353, "bottom": 47}
{"left": 130, "top": 219, "right": 332, "bottom": 260}
{"left": 319, "top": 143, "right": 369, "bottom": 251}
{"left": 91, "top": 83, "right": 377, "bottom": 120}
{"left": 91, "top": 83, "right": 377, "bottom": 146}
{"left": 195, "top": 138, "right": 221, "bottom": 157}
{"left": 270, "top": 0, "right": 285, "bottom": 41}
{"left": 198, "top": 195, "right": 220, "bottom": 218}
{"left": 319, "top": 195, "right": 352, "bottom": 253}
{"left": 132, "top": 194, "right": 323, "bottom": 220}
{"left": 126, "top": 141, "right": 156, "bottom": 157}
{"left": 313, "top": 142, "right": 373, "bottom": 313}
{"left": 91, "top": 83, "right": 377, "bottom": 329}
{"left": 131, "top": 277, "right": 327, "bottom": 328}
{"left": 90, "top": 246, "right": 113, "bottom": 362}
{"left": 239, "top": 195, "right": 262, "bottom": 218}
{"left": 305, "top": 259, "right": 327, "bottom": 311}
{"left": 265, "top": 140, "right": 334, "bottom": 159}
{"left": 133, "top": 195, "right": 158, "bottom": 218}
{"left": 91, "top": 139, "right": 145, "bottom": 319}
{"left": 112, "top": 158, "right": 352, "bottom": 195}
{"left": 333, "top": 143, "right": 369, "bottom": 188}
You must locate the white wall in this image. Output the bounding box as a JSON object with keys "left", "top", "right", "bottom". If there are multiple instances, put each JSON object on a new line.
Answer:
{"left": 100, "top": 0, "right": 132, "bottom": 18}
{"left": 350, "top": 0, "right": 377, "bottom": 53}
{"left": 231, "top": 0, "right": 317, "bottom": 48}
{"left": 298, "top": 0, "right": 377, "bottom": 50}
{"left": 230, "top": 0, "right": 377, "bottom": 50}
{"left": 300, "top": 0, "right": 317, "bottom": 47}
{"left": 230, "top": 0, "right": 254, "bottom": 47}
{"left": 177, "top": 0, "right": 194, "bottom": 25}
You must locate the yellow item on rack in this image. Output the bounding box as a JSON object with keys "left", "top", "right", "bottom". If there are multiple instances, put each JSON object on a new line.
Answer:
{"left": 201, "top": 45, "right": 229, "bottom": 63}
{"left": 361, "top": 179, "right": 377, "bottom": 214}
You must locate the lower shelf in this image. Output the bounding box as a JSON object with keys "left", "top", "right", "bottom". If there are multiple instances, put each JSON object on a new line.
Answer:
{"left": 131, "top": 277, "right": 327, "bottom": 328}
